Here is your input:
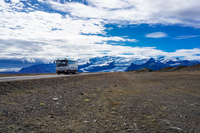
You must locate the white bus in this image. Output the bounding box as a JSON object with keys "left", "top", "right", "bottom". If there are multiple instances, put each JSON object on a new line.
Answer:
{"left": 55, "top": 59, "right": 78, "bottom": 74}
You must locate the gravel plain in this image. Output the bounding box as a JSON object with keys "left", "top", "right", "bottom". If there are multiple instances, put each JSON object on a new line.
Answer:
{"left": 0, "top": 71, "right": 200, "bottom": 132}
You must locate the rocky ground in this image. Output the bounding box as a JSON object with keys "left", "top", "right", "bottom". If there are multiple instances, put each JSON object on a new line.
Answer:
{"left": 0, "top": 71, "right": 200, "bottom": 132}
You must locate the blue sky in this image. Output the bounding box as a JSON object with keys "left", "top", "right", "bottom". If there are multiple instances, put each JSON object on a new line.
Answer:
{"left": 105, "top": 24, "right": 200, "bottom": 52}
{"left": 0, "top": 0, "right": 200, "bottom": 71}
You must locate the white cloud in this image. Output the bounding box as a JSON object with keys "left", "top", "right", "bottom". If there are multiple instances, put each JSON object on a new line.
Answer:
{"left": 87, "top": 0, "right": 131, "bottom": 9}
{"left": 2, "top": 0, "right": 200, "bottom": 28}
{"left": 0, "top": 0, "right": 200, "bottom": 63}
{"left": 145, "top": 32, "right": 168, "bottom": 38}
{"left": 11, "top": 0, "right": 20, "bottom": 3}
{"left": 174, "top": 35, "right": 200, "bottom": 40}
{"left": 0, "top": 37, "right": 163, "bottom": 61}
{"left": 0, "top": 68, "right": 21, "bottom": 72}
{"left": 166, "top": 48, "right": 200, "bottom": 60}
{"left": 46, "top": 0, "right": 200, "bottom": 28}
{"left": 0, "top": 2, "right": 140, "bottom": 62}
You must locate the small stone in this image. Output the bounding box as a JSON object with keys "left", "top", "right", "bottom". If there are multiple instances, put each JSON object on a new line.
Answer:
{"left": 170, "top": 127, "right": 182, "bottom": 131}
{"left": 93, "top": 120, "right": 97, "bottom": 123}
{"left": 48, "top": 114, "right": 54, "bottom": 118}
{"left": 110, "top": 111, "right": 117, "bottom": 114}
{"left": 122, "top": 123, "right": 128, "bottom": 126}
{"left": 190, "top": 104, "right": 194, "bottom": 106}
{"left": 111, "top": 108, "right": 117, "bottom": 110}
{"left": 53, "top": 98, "right": 58, "bottom": 101}
{"left": 142, "top": 125, "right": 145, "bottom": 127}
{"left": 40, "top": 103, "right": 45, "bottom": 106}
{"left": 83, "top": 99, "right": 90, "bottom": 102}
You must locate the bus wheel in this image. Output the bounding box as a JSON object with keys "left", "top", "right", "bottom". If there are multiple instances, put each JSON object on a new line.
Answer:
{"left": 64, "top": 72, "right": 69, "bottom": 74}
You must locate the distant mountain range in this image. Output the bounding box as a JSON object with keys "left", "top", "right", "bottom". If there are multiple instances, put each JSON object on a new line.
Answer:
{"left": 126, "top": 57, "right": 199, "bottom": 71}
{"left": 0, "top": 56, "right": 199, "bottom": 74}
{"left": 131, "top": 64, "right": 200, "bottom": 73}
{"left": 19, "top": 64, "right": 56, "bottom": 73}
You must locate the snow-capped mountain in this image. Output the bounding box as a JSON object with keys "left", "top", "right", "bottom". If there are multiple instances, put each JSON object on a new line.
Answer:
{"left": 15, "top": 56, "right": 148, "bottom": 73}
{"left": 78, "top": 56, "right": 148, "bottom": 72}
{"left": 8, "top": 56, "right": 198, "bottom": 74}
{"left": 126, "top": 57, "right": 199, "bottom": 71}
{"left": 0, "top": 58, "right": 44, "bottom": 73}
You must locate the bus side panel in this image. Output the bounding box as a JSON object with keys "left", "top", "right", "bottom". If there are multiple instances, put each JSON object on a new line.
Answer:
{"left": 68, "top": 63, "right": 78, "bottom": 71}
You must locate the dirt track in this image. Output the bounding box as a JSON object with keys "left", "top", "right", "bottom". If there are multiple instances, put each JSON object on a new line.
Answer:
{"left": 0, "top": 72, "right": 200, "bottom": 132}
{"left": 0, "top": 73, "right": 98, "bottom": 82}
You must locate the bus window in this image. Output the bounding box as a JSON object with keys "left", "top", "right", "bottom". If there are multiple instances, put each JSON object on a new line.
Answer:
{"left": 68, "top": 61, "right": 76, "bottom": 64}
{"left": 56, "top": 60, "right": 68, "bottom": 66}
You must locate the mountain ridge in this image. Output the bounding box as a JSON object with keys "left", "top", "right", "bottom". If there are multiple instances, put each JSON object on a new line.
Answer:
{"left": 0, "top": 56, "right": 199, "bottom": 74}
{"left": 126, "top": 57, "right": 199, "bottom": 71}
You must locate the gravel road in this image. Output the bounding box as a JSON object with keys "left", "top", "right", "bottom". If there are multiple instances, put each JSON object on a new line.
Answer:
{"left": 0, "top": 73, "right": 99, "bottom": 82}
{"left": 0, "top": 71, "right": 200, "bottom": 132}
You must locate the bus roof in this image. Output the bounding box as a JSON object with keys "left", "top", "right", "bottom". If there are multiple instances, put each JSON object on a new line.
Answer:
{"left": 56, "top": 59, "right": 77, "bottom": 62}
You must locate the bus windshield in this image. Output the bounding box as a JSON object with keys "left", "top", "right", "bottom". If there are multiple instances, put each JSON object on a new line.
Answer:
{"left": 56, "top": 60, "right": 68, "bottom": 67}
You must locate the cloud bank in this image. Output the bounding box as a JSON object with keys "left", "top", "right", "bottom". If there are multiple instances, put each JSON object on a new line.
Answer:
{"left": 48, "top": 0, "right": 200, "bottom": 28}
{"left": 0, "top": 0, "right": 200, "bottom": 64}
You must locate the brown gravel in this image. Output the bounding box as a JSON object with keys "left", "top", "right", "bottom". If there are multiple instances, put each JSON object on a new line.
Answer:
{"left": 0, "top": 73, "right": 56, "bottom": 77}
{"left": 0, "top": 71, "right": 200, "bottom": 132}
